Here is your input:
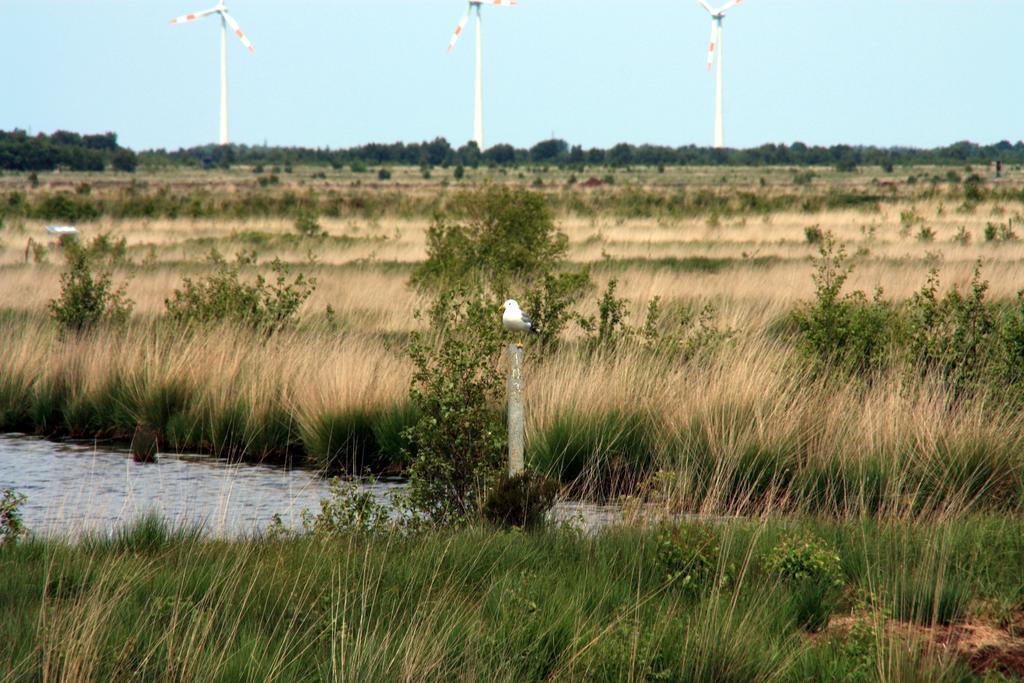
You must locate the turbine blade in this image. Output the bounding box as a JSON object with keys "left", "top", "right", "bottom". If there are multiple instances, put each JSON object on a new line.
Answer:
{"left": 695, "top": 0, "right": 714, "bottom": 13}
{"left": 222, "top": 12, "right": 255, "bottom": 53}
{"left": 706, "top": 20, "right": 716, "bottom": 71}
{"left": 447, "top": 8, "right": 471, "bottom": 53}
{"left": 169, "top": 8, "right": 217, "bottom": 24}
{"left": 718, "top": 0, "right": 743, "bottom": 13}
{"left": 477, "top": 0, "right": 518, "bottom": 5}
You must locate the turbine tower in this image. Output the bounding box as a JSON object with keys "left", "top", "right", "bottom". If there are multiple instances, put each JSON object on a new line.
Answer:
{"left": 447, "top": 0, "right": 517, "bottom": 151}
{"left": 696, "top": 0, "right": 743, "bottom": 148}
{"left": 170, "top": 1, "right": 255, "bottom": 145}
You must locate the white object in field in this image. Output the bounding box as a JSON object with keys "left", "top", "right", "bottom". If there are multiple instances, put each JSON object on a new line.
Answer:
{"left": 447, "top": 0, "right": 517, "bottom": 151}
{"left": 500, "top": 299, "right": 536, "bottom": 334}
{"left": 45, "top": 226, "right": 78, "bottom": 235}
{"left": 170, "top": 0, "right": 255, "bottom": 145}
{"left": 695, "top": 0, "right": 744, "bottom": 149}
{"left": 507, "top": 343, "right": 525, "bottom": 476}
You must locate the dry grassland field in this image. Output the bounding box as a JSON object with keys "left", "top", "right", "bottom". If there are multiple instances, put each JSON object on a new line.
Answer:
{"left": 4, "top": 164, "right": 1024, "bottom": 681}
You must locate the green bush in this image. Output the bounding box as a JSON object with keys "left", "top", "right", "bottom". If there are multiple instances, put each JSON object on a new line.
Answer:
{"left": 522, "top": 269, "right": 593, "bottom": 352}
{"left": 907, "top": 262, "right": 994, "bottom": 395}
{"left": 656, "top": 523, "right": 723, "bottom": 594}
{"left": 377, "top": 168, "right": 391, "bottom": 181}
{"left": 765, "top": 534, "right": 844, "bottom": 631}
{"left": 164, "top": 251, "right": 316, "bottom": 332}
{"left": 49, "top": 240, "right": 134, "bottom": 335}
{"left": 0, "top": 488, "right": 27, "bottom": 544}
{"left": 402, "top": 291, "right": 506, "bottom": 526}
{"left": 301, "top": 479, "right": 395, "bottom": 536}
{"left": 793, "top": 233, "right": 893, "bottom": 375}
{"left": 350, "top": 160, "right": 368, "bottom": 173}
{"left": 294, "top": 211, "right": 323, "bottom": 237}
{"left": 804, "top": 225, "right": 823, "bottom": 244}
{"left": 410, "top": 186, "right": 568, "bottom": 291}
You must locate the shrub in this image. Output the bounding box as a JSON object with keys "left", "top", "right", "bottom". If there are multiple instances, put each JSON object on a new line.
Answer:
{"left": 301, "top": 479, "right": 395, "bottom": 536}
{"left": 49, "top": 239, "right": 134, "bottom": 335}
{"left": 522, "top": 269, "right": 593, "bottom": 352}
{"left": 294, "top": 211, "right": 323, "bottom": 237}
{"left": 916, "top": 225, "right": 935, "bottom": 242}
{"left": 765, "top": 534, "right": 844, "bottom": 631}
{"left": 402, "top": 291, "right": 506, "bottom": 526}
{"left": 793, "top": 233, "right": 893, "bottom": 374}
{"left": 482, "top": 470, "right": 559, "bottom": 529}
{"left": 377, "top": 168, "right": 391, "bottom": 181}
{"left": 350, "top": 160, "right": 367, "bottom": 173}
{"left": 656, "top": 523, "right": 722, "bottom": 594}
{"left": 164, "top": 251, "right": 316, "bottom": 332}
{"left": 594, "top": 278, "right": 630, "bottom": 349}
{"left": 410, "top": 186, "right": 568, "bottom": 292}
{"left": 907, "top": 262, "right": 994, "bottom": 395}
{"left": 804, "top": 225, "right": 823, "bottom": 244}
{"left": 453, "top": 164, "right": 465, "bottom": 181}
{"left": 0, "top": 488, "right": 27, "bottom": 544}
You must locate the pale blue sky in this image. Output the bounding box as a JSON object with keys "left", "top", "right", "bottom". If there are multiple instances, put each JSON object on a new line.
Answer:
{"left": 2, "top": 1, "right": 1019, "bottom": 151}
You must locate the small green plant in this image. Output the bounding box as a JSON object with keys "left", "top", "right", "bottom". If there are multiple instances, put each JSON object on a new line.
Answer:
{"left": 793, "top": 171, "right": 815, "bottom": 186}
{"left": 953, "top": 226, "right": 971, "bottom": 245}
{"left": 294, "top": 211, "right": 323, "bottom": 237}
{"left": 164, "top": 251, "right": 316, "bottom": 332}
{"left": 49, "top": 239, "right": 134, "bottom": 335}
{"left": 453, "top": 164, "right": 465, "bottom": 181}
{"left": 656, "top": 523, "right": 723, "bottom": 594}
{"left": 301, "top": 478, "right": 394, "bottom": 536}
{"left": 0, "top": 488, "right": 27, "bottom": 544}
{"left": 594, "top": 278, "right": 629, "bottom": 349}
{"left": 349, "top": 159, "right": 367, "bottom": 173}
{"left": 916, "top": 225, "right": 935, "bottom": 242}
{"left": 805, "top": 225, "right": 823, "bottom": 244}
{"left": 377, "top": 168, "right": 391, "bottom": 181}
{"left": 765, "top": 534, "right": 844, "bottom": 632}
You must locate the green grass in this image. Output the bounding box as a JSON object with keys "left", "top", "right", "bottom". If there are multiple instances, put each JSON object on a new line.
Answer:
{"left": 2, "top": 515, "right": 1020, "bottom": 681}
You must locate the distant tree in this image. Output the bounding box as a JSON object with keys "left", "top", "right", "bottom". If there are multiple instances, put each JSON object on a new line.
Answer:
{"left": 111, "top": 149, "right": 138, "bottom": 173}
{"left": 529, "top": 138, "right": 568, "bottom": 164}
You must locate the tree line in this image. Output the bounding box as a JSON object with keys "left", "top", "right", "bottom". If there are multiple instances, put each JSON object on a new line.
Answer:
{"left": 0, "top": 130, "right": 137, "bottom": 173}
{"left": 3, "top": 129, "right": 1022, "bottom": 172}
{"left": 139, "top": 138, "right": 1024, "bottom": 171}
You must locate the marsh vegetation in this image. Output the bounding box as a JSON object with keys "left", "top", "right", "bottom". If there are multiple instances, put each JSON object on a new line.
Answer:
{"left": 2, "top": 164, "right": 1024, "bottom": 679}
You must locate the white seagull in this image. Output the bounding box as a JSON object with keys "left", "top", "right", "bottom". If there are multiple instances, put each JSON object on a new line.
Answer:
{"left": 500, "top": 299, "right": 538, "bottom": 343}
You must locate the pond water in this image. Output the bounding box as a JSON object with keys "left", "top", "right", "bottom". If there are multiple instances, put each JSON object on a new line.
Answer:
{"left": 0, "top": 435, "right": 625, "bottom": 538}
{"left": 0, "top": 434, "right": 401, "bottom": 537}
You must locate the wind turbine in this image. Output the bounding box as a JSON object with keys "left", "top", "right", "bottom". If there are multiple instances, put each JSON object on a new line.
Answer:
{"left": 170, "top": 1, "right": 255, "bottom": 145}
{"left": 696, "top": 0, "right": 743, "bottom": 149}
{"left": 447, "top": 0, "right": 517, "bottom": 151}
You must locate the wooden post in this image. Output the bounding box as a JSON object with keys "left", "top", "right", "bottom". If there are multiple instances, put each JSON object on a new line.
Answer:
{"left": 507, "top": 343, "right": 525, "bottom": 476}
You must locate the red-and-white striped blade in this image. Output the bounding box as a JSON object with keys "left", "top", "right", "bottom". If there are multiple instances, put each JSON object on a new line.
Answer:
{"left": 447, "top": 7, "right": 471, "bottom": 53}
{"left": 478, "top": 0, "right": 517, "bottom": 5}
{"left": 718, "top": 0, "right": 743, "bottom": 13}
{"left": 706, "top": 20, "right": 716, "bottom": 71}
{"left": 694, "top": 0, "right": 714, "bottom": 14}
{"left": 169, "top": 7, "right": 217, "bottom": 24}
{"left": 223, "top": 12, "right": 255, "bottom": 53}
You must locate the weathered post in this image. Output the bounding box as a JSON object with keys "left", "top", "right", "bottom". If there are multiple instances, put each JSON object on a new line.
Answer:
{"left": 507, "top": 343, "right": 525, "bottom": 476}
